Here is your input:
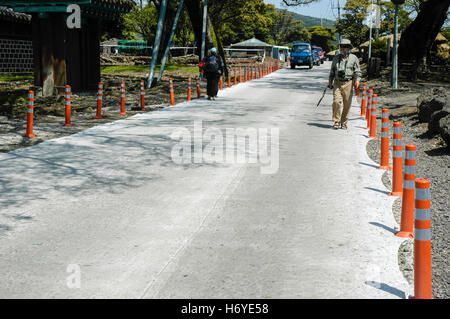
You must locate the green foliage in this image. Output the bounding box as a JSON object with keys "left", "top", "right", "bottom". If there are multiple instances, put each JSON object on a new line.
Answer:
{"left": 122, "top": 4, "right": 158, "bottom": 42}
{"left": 210, "top": 0, "right": 273, "bottom": 45}
{"left": 371, "top": 38, "right": 388, "bottom": 58}
{"left": 308, "top": 26, "right": 336, "bottom": 52}
{"left": 379, "top": 1, "right": 413, "bottom": 34}
{"left": 335, "top": 0, "right": 370, "bottom": 48}
{"left": 173, "top": 11, "right": 195, "bottom": 47}
{"left": 267, "top": 8, "right": 310, "bottom": 45}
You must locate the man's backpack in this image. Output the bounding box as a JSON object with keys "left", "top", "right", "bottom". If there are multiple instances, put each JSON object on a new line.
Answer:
{"left": 205, "top": 55, "right": 219, "bottom": 73}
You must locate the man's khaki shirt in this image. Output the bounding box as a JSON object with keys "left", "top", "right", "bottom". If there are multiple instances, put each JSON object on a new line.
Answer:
{"left": 329, "top": 53, "right": 362, "bottom": 85}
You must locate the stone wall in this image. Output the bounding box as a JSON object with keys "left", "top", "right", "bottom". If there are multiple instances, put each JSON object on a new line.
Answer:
{"left": 0, "top": 38, "right": 33, "bottom": 73}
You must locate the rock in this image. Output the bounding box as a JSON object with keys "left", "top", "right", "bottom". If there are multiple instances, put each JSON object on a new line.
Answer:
{"left": 429, "top": 101, "right": 450, "bottom": 134}
{"left": 417, "top": 87, "right": 448, "bottom": 123}
{"left": 439, "top": 114, "right": 450, "bottom": 147}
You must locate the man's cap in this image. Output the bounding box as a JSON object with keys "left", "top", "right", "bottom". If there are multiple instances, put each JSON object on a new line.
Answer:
{"left": 339, "top": 39, "right": 353, "bottom": 48}
{"left": 210, "top": 47, "right": 218, "bottom": 55}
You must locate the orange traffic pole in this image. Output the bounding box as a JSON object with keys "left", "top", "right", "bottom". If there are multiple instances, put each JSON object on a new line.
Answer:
{"left": 413, "top": 179, "right": 432, "bottom": 299}
{"left": 360, "top": 84, "right": 367, "bottom": 116}
{"left": 169, "top": 78, "right": 175, "bottom": 106}
{"left": 369, "top": 94, "right": 378, "bottom": 139}
{"left": 396, "top": 144, "right": 416, "bottom": 238}
{"left": 227, "top": 75, "right": 231, "bottom": 88}
{"left": 95, "top": 82, "right": 103, "bottom": 119}
{"left": 234, "top": 68, "right": 237, "bottom": 85}
{"left": 24, "top": 90, "right": 36, "bottom": 138}
{"left": 219, "top": 76, "right": 223, "bottom": 90}
{"left": 389, "top": 122, "right": 403, "bottom": 196}
{"left": 378, "top": 108, "right": 392, "bottom": 170}
{"left": 120, "top": 81, "right": 126, "bottom": 115}
{"left": 239, "top": 67, "right": 242, "bottom": 83}
{"left": 187, "top": 76, "right": 192, "bottom": 102}
{"left": 64, "top": 85, "right": 72, "bottom": 127}
{"left": 196, "top": 77, "right": 201, "bottom": 98}
{"left": 366, "top": 89, "right": 373, "bottom": 127}
{"left": 140, "top": 80, "right": 146, "bottom": 111}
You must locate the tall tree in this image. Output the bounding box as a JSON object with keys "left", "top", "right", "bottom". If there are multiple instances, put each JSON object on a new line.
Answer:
{"left": 398, "top": 0, "right": 450, "bottom": 65}
{"left": 335, "top": 0, "right": 370, "bottom": 48}
{"left": 308, "top": 26, "right": 336, "bottom": 52}
{"left": 267, "top": 8, "right": 310, "bottom": 45}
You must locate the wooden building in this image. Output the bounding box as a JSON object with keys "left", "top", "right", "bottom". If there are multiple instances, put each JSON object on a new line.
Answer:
{"left": 2, "top": 0, "right": 135, "bottom": 94}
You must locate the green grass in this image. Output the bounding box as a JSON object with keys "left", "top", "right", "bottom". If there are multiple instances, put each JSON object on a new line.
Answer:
{"left": 0, "top": 74, "right": 33, "bottom": 82}
{"left": 100, "top": 63, "right": 198, "bottom": 75}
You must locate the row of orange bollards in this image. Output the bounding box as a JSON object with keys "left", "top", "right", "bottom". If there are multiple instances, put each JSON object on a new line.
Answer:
{"left": 361, "top": 83, "right": 432, "bottom": 299}
{"left": 23, "top": 62, "right": 280, "bottom": 138}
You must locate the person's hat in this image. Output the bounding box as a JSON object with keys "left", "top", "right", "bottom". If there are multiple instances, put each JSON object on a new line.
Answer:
{"left": 339, "top": 39, "right": 353, "bottom": 48}
{"left": 210, "top": 47, "right": 218, "bottom": 55}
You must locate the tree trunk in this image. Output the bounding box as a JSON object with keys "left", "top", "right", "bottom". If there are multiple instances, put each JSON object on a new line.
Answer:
{"left": 398, "top": 0, "right": 450, "bottom": 65}
{"left": 184, "top": 0, "right": 213, "bottom": 61}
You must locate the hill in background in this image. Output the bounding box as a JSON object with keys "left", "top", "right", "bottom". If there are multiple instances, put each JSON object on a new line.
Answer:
{"left": 277, "top": 9, "right": 336, "bottom": 29}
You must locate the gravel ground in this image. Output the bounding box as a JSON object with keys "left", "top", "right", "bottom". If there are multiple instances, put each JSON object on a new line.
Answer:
{"left": 363, "top": 81, "right": 449, "bottom": 299}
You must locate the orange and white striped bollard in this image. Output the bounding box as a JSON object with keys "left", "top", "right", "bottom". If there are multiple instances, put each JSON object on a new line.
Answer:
{"left": 378, "top": 108, "right": 392, "bottom": 170}
{"left": 396, "top": 144, "right": 416, "bottom": 238}
{"left": 140, "top": 80, "right": 146, "bottom": 111}
{"left": 413, "top": 179, "right": 432, "bottom": 299}
{"left": 196, "top": 77, "right": 201, "bottom": 98}
{"left": 169, "top": 78, "right": 175, "bottom": 106}
{"left": 187, "top": 76, "right": 192, "bottom": 102}
{"left": 24, "top": 90, "right": 36, "bottom": 138}
{"left": 120, "top": 81, "right": 126, "bottom": 115}
{"left": 369, "top": 94, "right": 377, "bottom": 139}
{"left": 219, "top": 76, "right": 223, "bottom": 90}
{"left": 64, "top": 85, "right": 72, "bottom": 127}
{"left": 366, "top": 89, "right": 373, "bottom": 127}
{"left": 389, "top": 122, "right": 403, "bottom": 196}
{"left": 360, "top": 84, "right": 367, "bottom": 116}
{"left": 95, "top": 82, "right": 103, "bottom": 119}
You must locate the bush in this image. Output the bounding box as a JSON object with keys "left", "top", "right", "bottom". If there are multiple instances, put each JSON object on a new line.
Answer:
{"left": 371, "top": 38, "right": 388, "bottom": 59}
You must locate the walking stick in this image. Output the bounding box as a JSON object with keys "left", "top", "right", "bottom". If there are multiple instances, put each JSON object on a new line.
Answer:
{"left": 316, "top": 87, "right": 328, "bottom": 107}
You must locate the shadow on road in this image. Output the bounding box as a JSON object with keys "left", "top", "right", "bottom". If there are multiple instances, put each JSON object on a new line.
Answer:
{"left": 369, "top": 222, "right": 397, "bottom": 234}
{"left": 307, "top": 122, "right": 333, "bottom": 129}
{"left": 365, "top": 281, "right": 408, "bottom": 299}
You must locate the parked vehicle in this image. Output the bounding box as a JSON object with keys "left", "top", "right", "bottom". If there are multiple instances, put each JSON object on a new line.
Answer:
{"left": 290, "top": 42, "right": 314, "bottom": 69}
{"left": 312, "top": 49, "right": 321, "bottom": 66}
{"left": 312, "top": 46, "right": 325, "bottom": 64}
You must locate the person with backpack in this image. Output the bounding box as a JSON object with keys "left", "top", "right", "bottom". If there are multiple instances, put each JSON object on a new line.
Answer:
{"left": 203, "top": 47, "right": 224, "bottom": 101}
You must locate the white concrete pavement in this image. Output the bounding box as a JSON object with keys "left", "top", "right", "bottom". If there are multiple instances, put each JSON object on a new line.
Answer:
{"left": 0, "top": 61, "right": 411, "bottom": 298}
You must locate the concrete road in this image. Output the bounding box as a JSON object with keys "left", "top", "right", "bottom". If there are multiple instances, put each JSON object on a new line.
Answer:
{"left": 0, "top": 62, "right": 411, "bottom": 298}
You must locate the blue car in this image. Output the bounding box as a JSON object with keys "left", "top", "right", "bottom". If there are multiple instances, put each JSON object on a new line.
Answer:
{"left": 290, "top": 42, "right": 314, "bottom": 69}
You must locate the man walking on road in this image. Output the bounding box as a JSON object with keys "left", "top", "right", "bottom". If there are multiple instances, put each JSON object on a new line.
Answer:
{"left": 328, "top": 39, "right": 361, "bottom": 130}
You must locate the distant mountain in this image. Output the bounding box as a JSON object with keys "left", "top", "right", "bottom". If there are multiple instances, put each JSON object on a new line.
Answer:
{"left": 292, "top": 12, "right": 336, "bottom": 29}
{"left": 277, "top": 9, "right": 336, "bottom": 29}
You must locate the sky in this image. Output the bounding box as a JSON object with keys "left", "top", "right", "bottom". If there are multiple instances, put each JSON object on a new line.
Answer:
{"left": 263, "top": 0, "right": 338, "bottom": 21}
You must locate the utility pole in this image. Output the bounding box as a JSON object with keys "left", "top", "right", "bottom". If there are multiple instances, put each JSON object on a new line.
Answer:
{"left": 157, "top": 0, "right": 185, "bottom": 84}
{"left": 375, "top": 0, "right": 381, "bottom": 39}
{"left": 391, "top": 0, "right": 405, "bottom": 89}
{"left": 200, "top": 0, "right": 207, "bottom": 80}
{"left": 368, "top": 0, "right": 374, "bottom": 61}
{"left": 337, "top": 0, "right": 341, "bottom": 43}
{"left": 392, "top": 3, "right": 399, "bottom": 89}
{"left": 146, "top": 0, "right": 168, "bottom": 88}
